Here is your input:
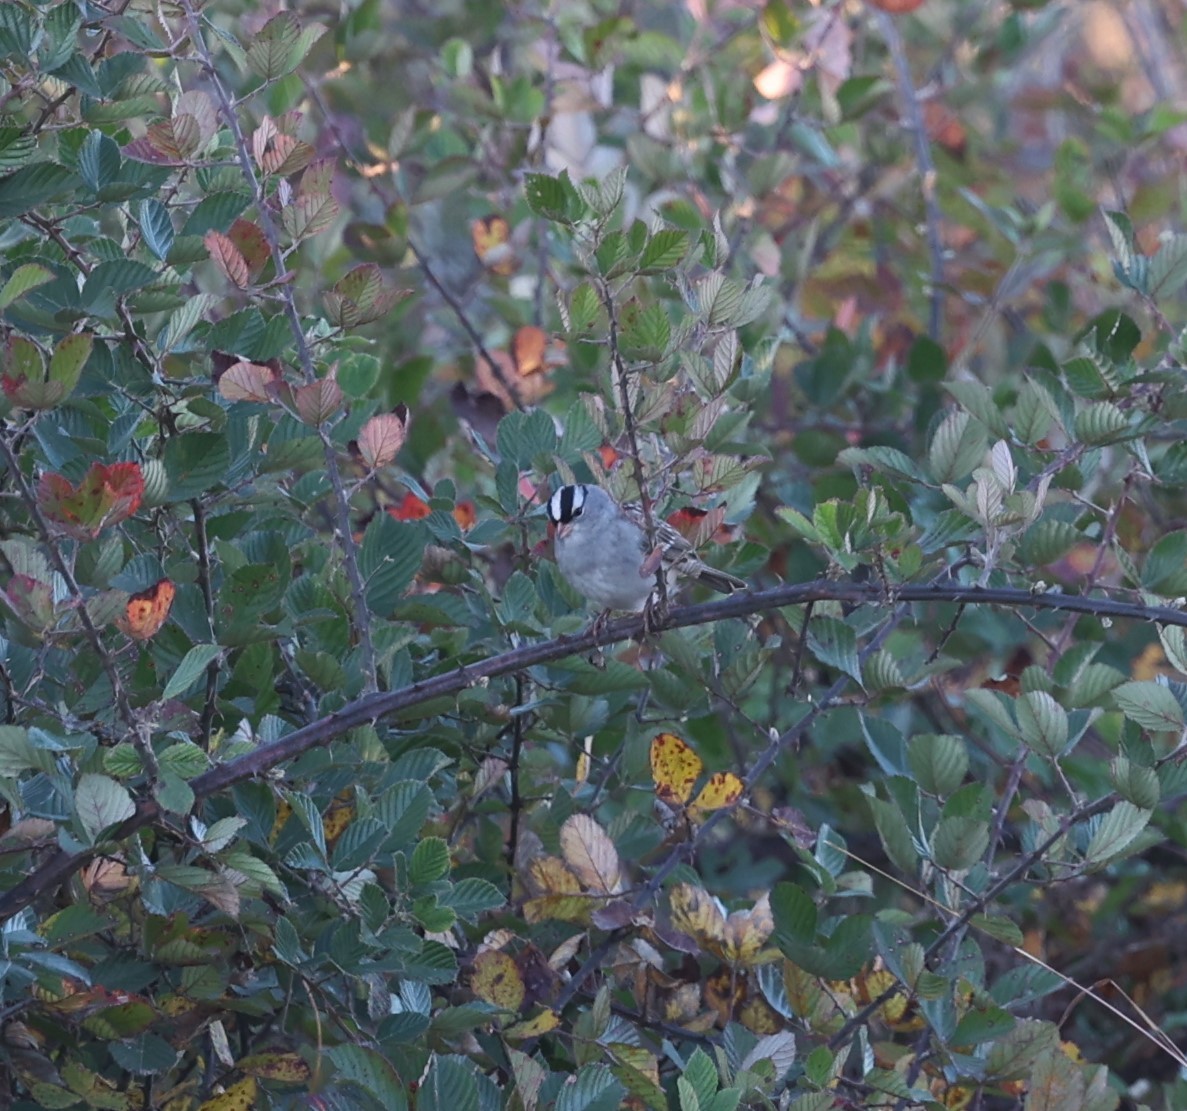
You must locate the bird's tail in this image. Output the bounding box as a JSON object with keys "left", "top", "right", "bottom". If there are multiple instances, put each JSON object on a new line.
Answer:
{"left": 697, "top": 567, "right": 747, "bottom": 594}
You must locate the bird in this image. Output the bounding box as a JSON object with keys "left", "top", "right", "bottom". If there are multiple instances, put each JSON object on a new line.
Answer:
{"left": 546, "top": 483, "right": 746, "bottom": 613}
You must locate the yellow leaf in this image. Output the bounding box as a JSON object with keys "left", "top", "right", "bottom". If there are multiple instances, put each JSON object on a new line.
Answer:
{"left": 669, "top": 883, "right": 726, "bottom": 950}
{"left": 470, "top": 949, "right": 525, "bottom": 1012}
{"left": 504, "top": 1008, "right": 560, "bottom": 1040}
{"left": 720, "top": 892, "right": 776, "bottom": 965}
{"left": 650, "top": 732, "right": 744, "bottom": 816}
{"left": 526, "top": 855, "right": 582, "bottom": 895}
{"left": 198, "top": 1077, "right": 257, "bottom": 1111}
{"left": 650, "top": 732, "right": 702, "bottom": 806}
{"left": 691, "top": 771, "right": 744, "bottom": 813}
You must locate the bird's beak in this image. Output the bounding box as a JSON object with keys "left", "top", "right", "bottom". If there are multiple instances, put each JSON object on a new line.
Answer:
{"left": 556, "top": 522, "right": 573, "bottom": 540}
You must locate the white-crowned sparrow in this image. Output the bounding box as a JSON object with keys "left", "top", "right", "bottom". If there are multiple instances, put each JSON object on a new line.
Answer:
{"left": 547, "top": 483, "right": 746, "bottom": 612}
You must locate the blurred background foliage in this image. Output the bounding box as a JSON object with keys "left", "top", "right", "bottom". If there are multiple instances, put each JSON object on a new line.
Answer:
{"left": 3, "top": 0, "right": 1187, "bottom": 1108}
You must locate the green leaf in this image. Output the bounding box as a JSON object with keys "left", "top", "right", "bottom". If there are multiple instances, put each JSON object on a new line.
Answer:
{"left": 441, "top": 877, "right": 504, "bottom": 920}
{"left": 0, "top": 262, "right": 54, "bottom": 309}
{"left": 0, "top": 162, "right": 81, "bottom": 218}
{"left": 108, "top": 1033, "right": 178, "bottom": 1075}
{"left": 138, "top": 198, "right": 174, "bottom": 261}
{"left": 359, "top": 515, "right": 427, "bottom": 617}
{"left": 619, "top": 301, "right": 670, "bottom": 362}
{"left": 495, "top": 409, "right": 558, "bottom": 469}
{"left": 1148, "top": 233, "right": 1187, "bottom": 300}
{"left": 1013, "top": 377, "right": 1056, "bottom": 445}
{"left": 524, "top": 170, "right": 584, "bottom": 224}
{"left": 554, "top": 1064, "right": 622, "bottom": 1111}
{"left": 1112, "top": 680, "right": 1184, "bottom": 732}
{"left": 1109, "top": 756, "right": 1160, "bottom": 809}
{"left": 639, "top": 229, "right": 688, "bottom": 273}
{"left": 836, "top": 445, "right": 927, "bottom": 483}
{"left": 1074, "top": 401, "right": 1131, "bottom": 446}
{"left": 416, "top": 1054, "right": 479, "bottom": 1111}
{"left": 806, "top": 616, "right": 862, "bottom": 686}
{"left": 246, "top": 12, "right": 326, "bottom": 80}
{"left": 1015, "top": 691, "right": 1069, "bottom": 758}
{"left": 1142, "top": 530, "right": 1187, "bottom": 594}
{"left": 681, "top": 1048, "right": 718, "bottom": 1109}
{"left": 907, "top": 734, "right": 968, "bottom": 797}
{"left": 932, "top": 816, "right": 989, "bottom": 871}
{"left": 162, "top": 432, "right": 231, "bottom": 501}
{"left": 327, "top": 1044, "right": 409, "bottom": 1110}
{"left": 951, "top": 1004, "right": 1015, "bottom": 1047}
{"left": 75, "top": 773, "right": 136, "bottom": 842}
{"left": 409, "top": 836, "right": 450, "bottom": 885}
{"left": 864, "top": 791, "right": 919, "bottom": 876}
{"left": 47, "top": 333, "right": 92, "bottom": 399}
{"left": 928, "top": 410, "right": 987, "bottom": 484}
{"left": 162, "top": 644, "right": 222, "bottom": 699}
{"left": 1084, "top": 801, "right": 1152, "bottom": 866}
{"left": 78, "top": 130, "right": 122, "bottom": 192}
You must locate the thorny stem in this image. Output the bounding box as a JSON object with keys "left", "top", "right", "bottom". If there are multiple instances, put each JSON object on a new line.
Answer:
{"left": 6, "top": 578, "right": 1187, "bottom": 922}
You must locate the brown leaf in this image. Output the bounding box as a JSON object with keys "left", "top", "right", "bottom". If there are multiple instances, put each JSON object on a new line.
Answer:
{"left": 204, "top": 230, "right": 250, "bottom": 289}
{"left": 217, "top": 360, "right": 281, "bottom": 403}
{"left": 293, "top": 368, "right": 343, "bottom": 426}
{"left": 357, "top": 411, "right": 408, "bottom": 470}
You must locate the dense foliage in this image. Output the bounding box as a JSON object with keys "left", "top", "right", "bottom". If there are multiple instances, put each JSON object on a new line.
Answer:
{"left": 1, "top": 0, "right": 1187, "bottom": 1108}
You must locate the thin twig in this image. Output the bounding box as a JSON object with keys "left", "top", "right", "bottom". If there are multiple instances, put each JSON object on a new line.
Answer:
{"left": 299, "top": 79, "right": 524, "bottom": 411}
{"left": 876, "top": 9, "right": 944, "bottom": 342}
{"left": 181, "top": 0, "right": 379, "bottom": 692}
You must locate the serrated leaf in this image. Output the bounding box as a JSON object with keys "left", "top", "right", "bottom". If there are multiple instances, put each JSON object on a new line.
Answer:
{"left": 417, "top": 1054, "right": 479, "bottom": 1111}
{"left": 1084, "top": 801, "right": 1152, "bottom": 865}
{"left": 806, "top": 616, "right": 862, "bottom": 686}
{"left": 409, "top": 837, "right": 449, "bottom": 885}
{"left": 1015, "top": 691, "right": 1069, "bottom": 758}
{"left": 560, "top": 813, "right": 623, "bottom": 894}
{"left": 75, "top": 773, "right": 136, "bottom": 841}
{"left": 907, "top": 734, "right": 968, "bottom": 797}
{"left": 162, "top": 644, "right": 222, "bottom": 699}
{"left": 327, "top": 1044, "right": 408, "bottom": 1110}
{"left": 1112, "top": 680, "right": 1184, "bottom": 732}
{"left": 932, "top": 815, "right": 989, "bottom": 871}
{"left": 929, "top": 409, "right": 987, "bottom": 483}
{"left": 639, "top": 229, "right": 688, "bottom": 272}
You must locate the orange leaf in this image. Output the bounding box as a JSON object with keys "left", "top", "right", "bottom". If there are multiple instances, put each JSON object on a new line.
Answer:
{"left": 387, "top": 491, "right": 431, "bottom": 521}
{"left": 38, "top": 462, "right": 144, "bottom": 540}
{"left": 471, "top": 215, "right": 515, "bottom": 275}
{"left": 116, "top": 579, "right": 175, "bottom": 641}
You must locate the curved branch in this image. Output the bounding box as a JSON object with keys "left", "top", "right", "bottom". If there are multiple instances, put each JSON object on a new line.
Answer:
{"left": 1, "top": 578, "right": 1184, "bottom": 923}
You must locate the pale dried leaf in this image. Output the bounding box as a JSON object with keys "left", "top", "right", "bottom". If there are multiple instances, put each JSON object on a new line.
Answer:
{"left": 559, "top": 813, "right": 623, "bottom": 894}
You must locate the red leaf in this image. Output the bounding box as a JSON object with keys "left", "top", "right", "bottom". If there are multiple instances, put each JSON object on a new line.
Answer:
{"left": 38, "top": 462, "right": 145, "bottom": 540}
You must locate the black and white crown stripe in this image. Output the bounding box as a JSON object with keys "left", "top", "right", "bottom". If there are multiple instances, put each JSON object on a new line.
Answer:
{"left": 547, "top": 484, "right": 587, "bottom": 526}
